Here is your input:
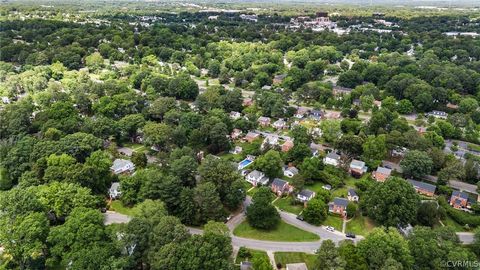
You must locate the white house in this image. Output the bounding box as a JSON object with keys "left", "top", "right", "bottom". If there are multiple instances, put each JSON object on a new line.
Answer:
{"left": 323, "top": 152, "right": 340, "bottom": 167}
{"left": 349, "top": 159, "right": 367, "bottom": 177}
{"left": 229, "top": 146, "right": 243, "bottom": 154}
{"left": 262, "top": 135, "right": 279, "bottom": 149}
{"left": 109, "top": 182, "right": 121, "bottom": 199}
{"left": 246, "top": 170, "right": 269, "bottom": 186}
{"left": 110, "top": 159, "right": 135, "bottom": 175}
{"left": 297, "top": 189, "right": 315, "bottom": 203}
{"left": 347, "top": 189, "right": 359, "bottom": 202}
{"left": 230, "top": 111, "right": 242, "bottom": 120}
{"left": 283, "top": 166, "right": 299, "bottom": 178}
{"left": 272, "top": 119, "right": 287, "bottom": 129}
{"left": 426, "top": 110, "right": 448, "bottom": 119}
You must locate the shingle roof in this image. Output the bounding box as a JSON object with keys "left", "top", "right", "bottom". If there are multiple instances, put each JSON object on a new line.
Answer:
{"left": 408, "top": 179, "right": 436, "bottom": 193}
{"left": 299, "top": 189, "right": 315, "bottom": 198}
{"left": 452, "top": 190, "right": 469, "bottom": 200}
{"left": 248, "top": 170, "right": 264, "bottom": 179}
{"left": 376, "top": 166, "right": 392, "bottom": 175}
{"left": 326, "top": 152, "right": 340, "bottom": 160}
{"left": 350, "top": 159, "right": 366, "bottom": 168}
{"left": 348, "top": 189, "right": 357, "bottom": 197}
{"left": 272, "top": 178, "right": 288, "bottom": 188}
{"left": 333, "top": 197, "right": 349, "bottom": 207}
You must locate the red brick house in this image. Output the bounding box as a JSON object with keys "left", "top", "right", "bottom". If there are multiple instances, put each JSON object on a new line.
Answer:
{"left": 271, "top": 178, "right": 292, "bottom": 196}
{"left": 328, "top": 197, "right": 349, "bottom": 218}
{"left": 450, "top": 191, "right": 469, "bottom": 209}
{"left": 281, "top": 140, "right": 294, "bottom": 152}
{"left": 408, "top": 179, "right": 436, "bottom": 197}
{"left": 372, "top": 166, "right": 392, "bottom": 182}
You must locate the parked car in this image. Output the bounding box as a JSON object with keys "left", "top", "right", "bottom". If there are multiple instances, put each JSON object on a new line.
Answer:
{"left": 346, "top": 232, "right": 356, "bottom": 238}
{"left": 296, "top": 215, "right": 304, "bottom": 221}
{"left": 326, "top": 226, "right": 335, "bottom": 232}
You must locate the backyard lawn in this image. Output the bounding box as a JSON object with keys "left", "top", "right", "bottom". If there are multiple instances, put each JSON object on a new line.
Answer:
{"left": 323, "top": 215, "right": 343, "bottom": 231}
{"left": 235, "top": 248, "right": 269, "bottom": 264}
{"left": 441, "top": 215, "right": 467, "bottom": 232}
{"left": 122, "top": 142, "right": 148, "bottom": 153}
{"left": 233, "top": 220, "right": 320, "bottom": 242}
{"left": 274, "top": 252, "right": 317, "bottom": 270}
{"left": 345, "top": 214, "right": 376, "bottom": 235}
{"left": 109, "top": 200, "right": 137, "bottom": 216}
{"left": 274, "top": 196, "right": 304, "bottom": 215}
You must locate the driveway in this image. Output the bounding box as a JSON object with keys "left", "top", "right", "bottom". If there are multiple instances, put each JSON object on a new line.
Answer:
{"left": 103, "top": 211, "right": 131, "bottom": 225}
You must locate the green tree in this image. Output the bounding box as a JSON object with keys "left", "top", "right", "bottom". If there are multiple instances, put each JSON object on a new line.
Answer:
{"left": 400, "top": 150, "right": 433, "bottom": 179}
{"left": 246, "top": 187, "right": 279, "bottom": 230}
{"left": 338, "top": 240, "right": 368, "bottom": 270}
{"left": 302, "top": 197, "right": 328, "bottom": 225}
{"left": 193, "top": 182, "right": 225, "bottom": 224}
{"left": 459, "top": 97, "right": 479, "bottom": 114}
{"left": 320, "top": 120, "right": 341, "bottom": 143}
{"left": 338, "top": 70, "right": 363, "bottom": 88}
{"left": 299, "top": 157, "right": 324, "bottom": 182}
{"left": 363, "top": 177, "right": 420, "bottom": 227}
{"left": 362, "top": 135, "right": 387, "bottom": 168}
{"left": 255, "top": 150, "right": 283, "bottom": 178}
{"left": 358, "top": 228, "right": 413, "bottom": 270}
{"left": 131, "top": 151, "right": 147, "bottom": 169}
{"left": 315, "top": 239, "right": 346, "bottom": 270}
{"left": 416, "top": 201, "right": 442, "bottom": 227}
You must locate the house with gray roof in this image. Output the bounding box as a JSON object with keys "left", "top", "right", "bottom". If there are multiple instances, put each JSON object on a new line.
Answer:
{"left": 329, "top": 197, "right": 349, "bottom": 217}
{"left": 347, "top": 189, "right": 359, "bottom": 202}
{"left": 373, "top": 166, "right": 392, "bottom": 182}
{"left": 450, "top": 190, "right": 469, "bottom": 209}
{"left": 297, "top": 189, "right": 315, "bottom": 203}
{"left": 271, "top": 178, "right": 292, "bottom": 196}
{"left": 349, "top": 159, "right": 367, "bottom": 177}
{"left": 109, "top": 182, "right": 121, "bottom": 199}
{"left": 110, "top": 159, "right": 135, "bottom": 175}
{"left": 323, "top": 151, "right": 340, "bottom": 167}
{"left": 408, "top": 179, "right": 436, "bottom": 197}
{"left": 246, "top": 170, "right": 269, "bottom": 186}
{"left": 283, "top": 166, "right": 299, "bottom": 178}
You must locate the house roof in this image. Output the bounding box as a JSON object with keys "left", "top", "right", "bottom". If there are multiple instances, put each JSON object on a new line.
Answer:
{"left": 452, "top": 190, "right": 469, "bottom": 200}
{"left": 285, "top": 166, "right": 299, "bottom": 175}
{"left": 376, "top": 166, "right": 392, "bottom": 175}
{"left": 110, "top": 182, "right": 120, "bottom": 191}
{"left": 408, "top": 179, "right": 436, "bottom": 193}
{"left": 310, "top": 109, "right": 323, "bottom": 115}
{"left": 272, "top": 178, "right": 288, "bottom": 188}
{"left": 350, "top": 159, "right": 366, "bottom": 168}
{"left": 326, "top": 152, "right": 340, "bottom": 160}
{"left": 299, "top": 189, "right": 315, "bottom": 198}
{"left": 258, "top": 116, "right": 270, "bottom": 122}
{"left": 274, "top": 119, "right": 286, "bottom": 125}
{"left": 248, "top": 170, "right": 264, "bottom": 179}
{"left": 333, "top": 197, "right": 349, "bottom": 207}
{"left": 111, "top": 159, "right": 134, "bottom": 171}
{"left": 245, "top": 131, "right": 259, "bottom": 138}
{"left": 348, "top": 189, "right": 357, "bottom": 197}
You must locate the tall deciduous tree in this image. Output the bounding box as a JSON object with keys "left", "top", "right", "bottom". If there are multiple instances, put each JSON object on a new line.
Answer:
{"left": 246, "top": 187, "right": 279, "bottom": 230}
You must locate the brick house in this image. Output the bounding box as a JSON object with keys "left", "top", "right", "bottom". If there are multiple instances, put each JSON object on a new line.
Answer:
{"left": 349, "top": 160, "right": 367, "bottom": 178}
{"left": 408, "top": 179, "right": 436, "bottom": 197}
{"left": 328, "top": 197, "right": 349, "bottom": 218}
{"left": 244, "top": 131, "right": 260, "bottom": 142}
{"left": 372, "top": 166, "right": 392, "bottom": 182}
{"left": 258, "top": 116, "right": 271, "bottom": 127}
{"left": 450, "top": 190, "right": 469, "bottom": 209}
{"left": 271, "top": 178, "right": 292, "bottom": 196}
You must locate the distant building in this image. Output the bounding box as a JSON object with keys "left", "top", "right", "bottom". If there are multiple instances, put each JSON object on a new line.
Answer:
{"left": 240, "top": 261, "right": 253, "bottom": 270}
{"left": 230, "top": 111, "right": 241, "bottom": 120}
{"left": 297, "top": 189, "right": 315, "bottom": 203}
{"left": 271, "top": 178, "right": 292, "bottom": 196}
{"left": 258, "top": 116, "right": 271, "bottom": 127}
{"left": 324, "top": 152, "right": 340, "bottom": 167}
{"left": 229, "top": 146, "right": 243, "bottom": 155}
{"left": 283, "top": 166, "right": 299, "bottom": 178}
{"left": 243, "top": 98, "right": 253, "bottom": 106}
{"left": 450, "top": 190, "right": 469, "bottom": 209}
{"left": 111, "top": 159, "right": 135, "bottom": 175}
{"left": 329, "top": 197, "right": 349, "bottom": 217}
{"left": 208, "top": 15, "right": 219, "bottom": 20}
{"left": 372, "top": 166, "right": 392, "bottom": 182}
{"left": 408, "top": 179, "right": 436, "bottom": 197}
{"left": 347, "top": 189, "right": 359, "bottom": 202}
{"left": 426, "top": 110, "right": 448, "bottom": 119}
{"left": 349, "top": 160, "right": 367, "bottom": 177}
{"left": 294, "top": 107, "right": 309, "bottom": 118}
{"left": 309, "top": 109, "right": 324, "bottom": 120}
{"left": 240, "top": 14, "right": 258, "bottom": 22}
{"left": 244, "top": 131, "right": 260, "bottom": 142}
{"left": 231, "top": 128, "right": 243, "bottom": 140}
{"left": 273, "top": 119, "right": 287, "bottom": 129}
{"left": 109, "top": 182, "right": 121, "bottom": 199}
{"left": 282, "top": 140, "right": 294, "bottom": 152}
{"left": 246, "top": 170, "right": 269, "bottom": 186}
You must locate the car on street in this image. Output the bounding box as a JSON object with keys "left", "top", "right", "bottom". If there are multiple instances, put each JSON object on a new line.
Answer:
{"left": 346, "top": 232, "right": 356, "bottom": 238}
{"left": 325, "top": 226, "right": 335, "bottom": 232}
{"left": 296, "top": 215, "right": 304, "bottom": 221}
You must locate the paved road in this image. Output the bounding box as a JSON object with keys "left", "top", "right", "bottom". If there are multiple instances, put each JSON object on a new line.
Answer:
{"left": 424, "top": 175, "right": 479, "bottom": 196}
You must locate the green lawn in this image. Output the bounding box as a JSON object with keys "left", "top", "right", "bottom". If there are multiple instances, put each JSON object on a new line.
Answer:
{"left": 304, "top": 182, "right": 327, "bottom": 194}
{"left": 323, "top": 215, "right": 343, "bottom": 231}
{"left": 233, "top": 220, "right": 320, "bottom": 242}
{"left": 274, "top": 196, "right": 304, "bottom": 215}
{"left": 122, "top": 142, "right": 148, "bottom": 153}
{"left": 331, "top": 187, "right": 348, "bottom": 198}
{"left": 235, "top": 248, "right": 269, "bottom": 264}
{"left": 441, "top": 215, "right": 467, "bottom": 232}
{"left": 109, "top": 200, "right": 137, "bottom": 216}
{"left": 274, "top": 252, "right": 317, "bottom": 270}
{"left": 247, "top": 187, "right": 258, "bottom": 197}
{"left": 345, "top": 215, "right": 375, "bottom": 235}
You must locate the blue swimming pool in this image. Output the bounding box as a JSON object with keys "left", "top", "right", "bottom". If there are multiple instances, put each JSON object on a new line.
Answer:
{"left": 238, "top": 159, "right": 253, "bottom": 170}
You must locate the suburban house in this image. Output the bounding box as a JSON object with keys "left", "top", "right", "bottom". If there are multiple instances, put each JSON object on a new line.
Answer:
{"left": 109, "top": 182, "right": 121, "bottom": 199}
{"left": 347, "top": 189, "right": 359, "bottom": 202}
{"left": 243, "top": 98, "right": 253, "bottom": 106}
{"left": 426, "top": 110, "right": 448, "bottom": 119}
{"left": 262, "top": 135, "right": 279, "bottom": 148}
{"left": 229, "top": 111, "right": 241, "bottom": 120}
{"left": 450, "top": 190, "right": 469, "bottom": 209}
{"left": 244, "top": 131, "right": 260, "bottom": 142}
{"left": 310, "top": 109, "right": 324, "bottom": 120}
{"left": 408, "top": 179, "right": 436, "bottom": 197}
{"left": 323, "top": 152, "right": 341, "bottom": 167}
{"left": 230, "top": 128, "right": 243, "bottom": 140}
{"left": 333, "top": 86, "right": 353, "bottom": 96}
{"left": 322, "top": 184, "right": 332, "bottom": 191}
{"left": 286, "top": 263, "right": 308, "bottom": 270}
{"left": 372, "top": 166, "right": 392, "bottom": 182}
{"left": 294, "top": 107, "right": 309, "bottom": 118}
{"left": 271, "top": 178, "right": 292, "bottom": 196}
{"left": 110, "top": 159, "right": 135, "bottom": 175}
{"left": 246, "top": 170, "right": 269, "bottom": 186}
{"left": 329, "top": 197, "right": 349, "bottom": 217}
{"left": 325, "top": 111, "right": 341, "bottom": 119}
{"left": 297, "top": 189, "right": 316, "bottom": 203}
{"left": 446, "top": 102, "right": 459, "bottom": 110}
{"left": 282, "top": 140, "right": 294, "bottom": 152}
{"left": 310, "top": 142, "right": 325, "bottom": 156}
{"left": 273, "top": 74, "right": 287, "bottom": 84}
{"left": 273, "top": 119, "right": 287, "bottom": 129}
{"left": 283, "top": 166, "right": 299, "bottom": 178}
{"left": 258, "top": 116, "right": 271, "bottom": 126}
{"left": 349, "top": 159, "right": 368, "bottom": 177}
{"left": 229, "top": 146, "right": 243, "bottom": 155}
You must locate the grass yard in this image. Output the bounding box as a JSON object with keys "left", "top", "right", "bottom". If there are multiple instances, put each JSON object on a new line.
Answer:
{"left": 441, "top": 215, "right": 467, "bottom": 232}
{"left": 235, "top": 248, "right": 269, "bottom": 264}
{"left": 345, "top": 215, "right": 375, "bottom": 235}
{"left": 233, "top": 220, "right": 320, "bottom": 242}
{"left": 109, "top": 200, "right": 137, "bottom": 216}
{"left": 247, "top": 187, "right": 258, "bottom": 197}
{"left": 331, "top": 187, "right": 348, "bottom": 198}
{"left": 323, "top": 215, "right": 343, "bottom": 231}
{"left": 122, "top": 142, "right": 148, "bottom": 153}
{"left": 274, "top": 252, "right": 317, "bottom": 270}
{"left": 274, "top": 196, "right": 304, "bottom": 215}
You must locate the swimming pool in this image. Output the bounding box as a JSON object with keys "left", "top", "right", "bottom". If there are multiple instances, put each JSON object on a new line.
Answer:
{"left": 238, "top": 159, "right": 253, "bottom": 170}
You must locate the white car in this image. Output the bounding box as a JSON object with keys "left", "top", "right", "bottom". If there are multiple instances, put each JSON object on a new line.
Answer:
{"left": 325, "top": 226, "right": 335, "bottom": 232}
